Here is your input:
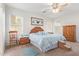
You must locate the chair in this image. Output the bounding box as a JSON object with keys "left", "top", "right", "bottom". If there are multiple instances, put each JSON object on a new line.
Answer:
{"left": 9, "top": 31, "right": 18, "bottom": 47}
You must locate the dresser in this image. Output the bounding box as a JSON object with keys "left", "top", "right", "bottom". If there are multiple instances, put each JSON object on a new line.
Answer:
{"left": 63, "top": 25, "right": 76, "bottom": 42}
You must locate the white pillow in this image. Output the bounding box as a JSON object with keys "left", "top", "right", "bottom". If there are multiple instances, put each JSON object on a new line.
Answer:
{"left": 37, "top": 31, "right": 48, "bottom": 35}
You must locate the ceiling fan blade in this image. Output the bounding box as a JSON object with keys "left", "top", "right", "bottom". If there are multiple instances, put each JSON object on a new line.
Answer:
{"left": 42, "top": 8, "right": 50, "bottom": 13}
{"left": 52, "top": 3, "right": 59, "bottom": 9}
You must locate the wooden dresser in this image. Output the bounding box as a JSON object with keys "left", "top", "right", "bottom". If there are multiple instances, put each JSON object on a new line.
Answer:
{"left": 63, "top": 25, "right": 76, "bottom": 42}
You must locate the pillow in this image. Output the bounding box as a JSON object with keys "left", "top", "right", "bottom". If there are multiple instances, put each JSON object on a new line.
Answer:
{"left": 36, "top": 31, "right": 48, "bottom": 35}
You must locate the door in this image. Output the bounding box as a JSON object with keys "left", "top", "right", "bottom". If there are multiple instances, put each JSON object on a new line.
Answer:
{"left": 63, "top": 25, "right": 76, "bottom": 42}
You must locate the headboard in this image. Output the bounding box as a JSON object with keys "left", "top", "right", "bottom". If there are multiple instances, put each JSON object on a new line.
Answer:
{"left": 30, "top": 27, "right": 44, "bottom": 33}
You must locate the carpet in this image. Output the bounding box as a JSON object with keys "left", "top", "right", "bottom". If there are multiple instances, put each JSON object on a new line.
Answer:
{"left": 22, "top": 47, "right": 39, "bottom": 56}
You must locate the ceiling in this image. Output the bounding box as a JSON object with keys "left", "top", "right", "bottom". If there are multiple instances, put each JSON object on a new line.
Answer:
{"left": 5, "top": 3, "right": 79, "bottom": 20}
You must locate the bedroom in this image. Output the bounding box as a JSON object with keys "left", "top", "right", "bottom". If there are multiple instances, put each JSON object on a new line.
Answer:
{"left": 0, "top": 3, "right": 79, "bottom": 56}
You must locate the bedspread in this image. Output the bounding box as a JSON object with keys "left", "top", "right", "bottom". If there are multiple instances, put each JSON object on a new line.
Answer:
{"left": 29, "top": 33, "right": 66, "bottom": 52}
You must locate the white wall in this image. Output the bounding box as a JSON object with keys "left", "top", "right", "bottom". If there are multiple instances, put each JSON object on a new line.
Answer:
{"left": 53, "top": 12, "right": 79, "bottom": 42}
{"left": 0, "top": 4, "right": 5, "bottom": 55}
{"left": 5, "top": 5, "right": 53, "bottom": 46}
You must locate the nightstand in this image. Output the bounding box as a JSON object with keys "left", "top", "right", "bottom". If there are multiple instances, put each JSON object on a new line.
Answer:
{"left": 58, "top": 40, "right": 66, "bottom": 48}
{"left": 19, "top": 37, "right": 30, "bottom": 45}
{"left": 58, "top": 41, "right": 71, "bottom": 51}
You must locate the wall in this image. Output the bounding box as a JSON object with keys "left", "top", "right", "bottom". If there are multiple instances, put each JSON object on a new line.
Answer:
{"left": 53, "top": 12, "right": 79, "bottom": 42}
{"left": 0, "top": 4, "right": 5, "bottom": 55}
{"left": 5, "top": 5, "right": 53, "bottom": 46}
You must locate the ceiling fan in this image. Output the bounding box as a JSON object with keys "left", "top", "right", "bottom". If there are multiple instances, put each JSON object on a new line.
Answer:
{"left": 42, "top": 3, "right": 68, "bottom": 13}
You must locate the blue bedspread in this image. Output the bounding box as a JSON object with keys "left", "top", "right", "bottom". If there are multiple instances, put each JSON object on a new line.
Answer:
{"left": 29, "top": 32, "right": 66, "bottom": 52}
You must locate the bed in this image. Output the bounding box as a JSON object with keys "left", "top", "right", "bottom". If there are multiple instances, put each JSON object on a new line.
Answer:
{"left": 29, "top": 27, "right": 66, "bottom": 52}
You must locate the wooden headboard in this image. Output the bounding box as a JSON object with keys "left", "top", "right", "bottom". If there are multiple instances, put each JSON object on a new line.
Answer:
{"left": 30, "top": 27, "right": 44, "bottom": 33}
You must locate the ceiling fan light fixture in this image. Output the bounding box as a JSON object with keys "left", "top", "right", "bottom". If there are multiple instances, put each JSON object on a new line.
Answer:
{"left": 42, "top": 3, "right": 68, "bottom": 14}
{"left": 52, "top": 3, "right": 68, "bottom": 13}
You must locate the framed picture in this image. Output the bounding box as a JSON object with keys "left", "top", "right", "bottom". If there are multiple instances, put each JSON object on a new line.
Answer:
{"left": 31, "top": 17, "right": 43, "bottom": 26}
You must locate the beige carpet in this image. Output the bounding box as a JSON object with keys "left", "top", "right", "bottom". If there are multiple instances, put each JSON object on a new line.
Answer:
{"left": 4, "top": 41, "right": 79, "bottom": 56}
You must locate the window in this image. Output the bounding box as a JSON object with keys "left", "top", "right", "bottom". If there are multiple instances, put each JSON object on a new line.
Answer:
{"left": 53, "top": 22, "right": 63, "bottom": 34}
{"left": 9, "top": 15, "right": 23, "bottom": 37}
